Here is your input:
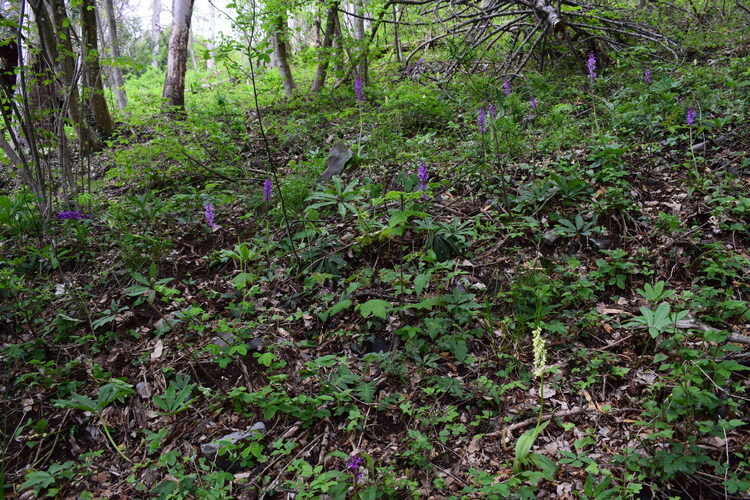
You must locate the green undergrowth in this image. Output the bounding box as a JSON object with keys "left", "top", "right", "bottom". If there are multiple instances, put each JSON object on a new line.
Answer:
{"left": 3, "top": 20, "right": 750, "bottom": 500}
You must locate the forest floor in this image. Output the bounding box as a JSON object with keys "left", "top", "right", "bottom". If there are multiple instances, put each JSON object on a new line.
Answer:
{"left": 3, "top": 20, "right": 750, "bottom": 500}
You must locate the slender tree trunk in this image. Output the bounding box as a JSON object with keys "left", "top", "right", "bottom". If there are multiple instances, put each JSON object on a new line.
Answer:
{"left": 351, "top": 0, "right": 367, "bottom": 84}
{"left": 393, "top": 4, "right": 402, "bottom": 63}
{"left": 311, "top": 1, "right": 338, "bottom": 94}
{"left": 103, "top": 0, "right": 129, "bottom": 114}
{"left": 162, "top": 0, "right": 195, "bottom": 112}
{"left": 151, "top": 0, "right": 162, "bottom": 68}
{"left": 207, "top": 3, "right": 216, "bottom": 69}
{"left": 271, "top": 13, "right": 296, "bottom": 97}
{"left": 313, "top": 13, "right": 322, "bottom": 49}
{"left": 30, "top": 0, "right": 100, "bottom": 150}
{"left": 332, "top": 11, "right": 344, "bottom": 82}
{"left": 81, "top": 0, "right": 114, "bottom": 136}
{"left": 188, "top": 27, "right": 197, "bottom": 70}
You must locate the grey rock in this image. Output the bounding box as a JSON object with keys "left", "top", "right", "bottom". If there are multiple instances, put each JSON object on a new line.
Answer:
{"left": 210, "top": 331, "right": 238, "bottom": 349}
{"left": 136, "top": 381, "right": 152, "bottom": 399}
{"left": 590, "top": 237, "right": 612, "bottom": 249}
{"left": 318, "top": 141, "right": 353, "bottom": 182}
{"left": 208, "top": 333, "right": 262, "bottom": 353}
{"left": 200, "top": 422, "right": 266, "bottom": 470}
{"left": 543, "top": 229, "right": 560, "bottom": 246}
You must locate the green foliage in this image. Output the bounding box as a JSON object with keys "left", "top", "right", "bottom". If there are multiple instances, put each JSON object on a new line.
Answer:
{"left": 376, "top": 82, "right": 453, "bottom": 135}
{"left": 625, "top": 302, "right": 689, "bottom": 339}
{"left": 4, "top": 11, "right": 750, "bottom": 498}
{"left": 153, "top": 375, "right": 197, "bottom": 416}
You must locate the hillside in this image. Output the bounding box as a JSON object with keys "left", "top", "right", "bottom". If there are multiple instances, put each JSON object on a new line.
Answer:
{"left": 2, "top": 11, "right": 750, "bottom": 499}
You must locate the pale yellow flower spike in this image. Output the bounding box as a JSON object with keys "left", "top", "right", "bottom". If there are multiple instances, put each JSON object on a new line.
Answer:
{"left": 532, "top": 326, "right": 547, "bottom": 378}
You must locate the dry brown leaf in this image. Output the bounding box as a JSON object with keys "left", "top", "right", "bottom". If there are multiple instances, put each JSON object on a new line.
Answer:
{"left": 151, "top": 339, "right": 164, "bottom": 360}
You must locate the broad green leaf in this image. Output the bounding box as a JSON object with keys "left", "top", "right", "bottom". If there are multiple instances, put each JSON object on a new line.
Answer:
{"left": 529, "top": 453, "right": 557, "bottom": 474}
{"left": 414, "top": 272, "right": 431, "bottom": 295}
{"left": 55, "top": 392, "right": 99, "bottom": 412}
{"left": 232, "top": 272, "right": 258, "bottom": 288}
{"left": 358, "top": 299, "right": 391, "bottom": 319}
{"left": 451, "top": 339, "right": 468, "bottom": 362}
{"left": 19, "top": 471, "right": 55, "bottom": 491}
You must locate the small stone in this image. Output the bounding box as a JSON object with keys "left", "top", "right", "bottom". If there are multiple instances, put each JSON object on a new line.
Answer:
{"left": 136, "top": 381, "right": 152, "bottom": 399}
{"left": 590, "top": 237, "right": 612, "bottom": 249}
{"left": 318, "top": 141, "right": 353, "bottom": 182}
{"left": 543, "top": 229, "right": 559, "bottom": 246}
{"left": 200, "top": 422, "right": 266, "bottom": 470}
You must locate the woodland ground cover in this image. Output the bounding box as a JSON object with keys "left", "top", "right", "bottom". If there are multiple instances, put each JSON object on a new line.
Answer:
{"left": 2, "top": 9, "right": 750, "bottom": 500}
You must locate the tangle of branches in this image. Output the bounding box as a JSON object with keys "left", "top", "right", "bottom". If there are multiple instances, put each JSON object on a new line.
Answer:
{"left": 389, "top": 0, "right": 678, "bottom": 80}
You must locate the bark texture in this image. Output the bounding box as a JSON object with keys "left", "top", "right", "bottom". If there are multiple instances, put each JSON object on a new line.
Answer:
{"left": 102, "top": 0, "right": 129, "bottom": 114}
{"left": 351, "top": 0, "right": 367, "bottom": 84}
{"left": 311, "top": 1, "right": 339, "bottom": 93}
{"left": 81, "top": 0, "right": 114, "bottom": 136}
{"left": 271, "top": 13, "right": 296, "bottom": 97}
{"left": 29, "top": 0, "right": 100, "bottom": 149}
{"left": 151, "top": 0, "right": 162, "bottom": 68}
{"left": 162, "top": 0, "right": 195, "bottom": 112}
{"left": 206, "top": 3, "right": 216, "bottom": 69}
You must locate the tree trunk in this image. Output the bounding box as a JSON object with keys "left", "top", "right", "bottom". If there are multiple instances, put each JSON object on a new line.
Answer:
{"left": 29, "top": 0, "right": 100, "bottom": 150}
{"left": 271, "top": 13, "right": 296, "bottom": 97}
{"left": 332, "top": 10, "right": 345, "bottom": 82}
{"left": 533, "top": 0, "right": 565, "bottom": 32}
{"left": 313, "top": 13, "right": 322, "bottom": 49}
{"left": 162, "top": 0, "right": 195, "bottom": 112}
{"left": 207, "top": 3, "right": 216, "bottom": 69}
{"left": 311, "top": 1, "right": 338, "bottom": 94}
{"left": 102, "top": 0, "right": 129, "bottom": 115}
{"left": 392, "top": 4, "right": 402, "bottom": 63}
{"left": 188, "top": 27, "right": 198, "bottom": 70}
{"left": 351, "top": 0, "right": 367, "bottom": 84}
{"left": 81, "top": 0, "right": 114, "bottom": 136}
{"left": 151, "top": 0, "right": 162, "bottom": 68}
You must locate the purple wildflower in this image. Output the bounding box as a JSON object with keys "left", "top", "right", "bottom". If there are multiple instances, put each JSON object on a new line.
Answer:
{"left": 354, "top": 76, "right": 364, "bottom": 103}
{"left": 204, "top": 203, "right": 218, "bottom": 230}
{"left": 56, "top": 210, "right": 90, "bottom": 220}
{"left": 686, "top": 106, "right": 696, "bottom": 126}
{"left": 644, "top": 68, "right": 651, "bottom": 84}
{"left": 347, "top": 455, "right": 364, "bottom": 483}
{"left": 417, "top": 163, "right": 429, "bottom": 199}
{"left": 478, "top": 107, "right": 486, "bottom": 134}
{"left": 503, "top": 80, "right": 511, "bottom": 97}
{"left": 488, "top": 104, "right": 496, "bottom": 120}
{"left": 263, "top": 178, "right": 273, "bottom": 205}
{"left": 587, "top": 52, "right": 597, "bottom": 81}
{"left": 530, "top": 96, "right": 538, "bottom": 109}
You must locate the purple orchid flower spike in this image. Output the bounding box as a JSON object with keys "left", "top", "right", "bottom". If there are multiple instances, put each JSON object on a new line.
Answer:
{"left": 354, "top": 76, "right": 364, "bottom": 103}
{"left": 347, "top": 455, "right": 364, "bottom": 483}
{"left": 263, "top": 178, "right": 273, "bottom": 205}
{"left": 478, "top": 107, "right": 487, "bottom": 134}
{"left": 204, "top": 203, "right": 218, "bottom": 230}
{"left": 417, "top": 163, "right": 429, "bottom": 200}
{"left": 587, "top": 52, "right": 597, "bottom": 81}
{"left": 56, "top": 210, "right": 90, "bottom": 220}
{"left": 686, "top": 106, "right": 696, "bottom": 126}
